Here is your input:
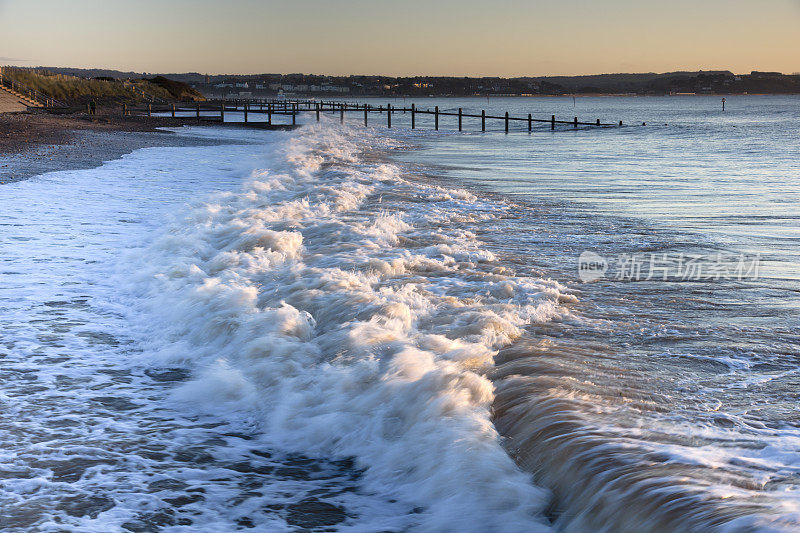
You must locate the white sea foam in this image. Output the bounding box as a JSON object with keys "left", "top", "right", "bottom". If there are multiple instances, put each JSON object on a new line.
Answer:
{"left": 117, "top": 124, "right": 577, "bottom": 530}
{"left": 3, "top": 113, "right": 799, "bottom": 531}
{"left": 1, "top": 125, "right": 563, "bottom": 530}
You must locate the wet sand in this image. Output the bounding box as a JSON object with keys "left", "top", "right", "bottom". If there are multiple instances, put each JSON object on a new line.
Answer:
{"left": 0, "top": 110, "right": 240, "bottom": 183}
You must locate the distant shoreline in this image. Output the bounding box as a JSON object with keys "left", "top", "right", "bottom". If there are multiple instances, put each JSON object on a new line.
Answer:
{"left": 311, "top": 92, "right": 800, "bottom": 98}
{"left": 20, "top": 67, "right": 800, "bottom": 100}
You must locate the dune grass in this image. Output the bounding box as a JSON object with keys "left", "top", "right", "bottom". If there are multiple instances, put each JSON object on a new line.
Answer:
{"left": 1, "top": 68, "right": 199, "bottom": 104}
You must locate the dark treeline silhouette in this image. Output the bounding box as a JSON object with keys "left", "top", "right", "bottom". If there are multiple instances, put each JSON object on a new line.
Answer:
{"left": 25, "top": 67, "right": 800, "bottom": 97}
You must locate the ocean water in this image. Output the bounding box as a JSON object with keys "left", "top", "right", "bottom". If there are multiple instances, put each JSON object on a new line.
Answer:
{"left": 0, "top": 95, "right": 798, "bottom": 531}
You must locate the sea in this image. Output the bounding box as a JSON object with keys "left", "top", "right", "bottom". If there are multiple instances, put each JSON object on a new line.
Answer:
{"left": 0, "top": 95, "right": 798, "bottom": 531}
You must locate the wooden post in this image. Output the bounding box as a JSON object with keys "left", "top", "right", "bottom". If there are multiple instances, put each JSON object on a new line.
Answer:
{"left": 435, "top": 106, "right": 439, "bottom": 130}
{"left": 122, "top": 104, "right": 127, "bottom": 117}
{"left": 551, "top": 115, "right": 555, "bottom": 130}
{"left": 481, "top": 110, "right": 485, "bottom": 132}
{"left": 267, "top": 104, "right": 271, "bottom": 125}
{"left": 364, "top": 104, "right": 368, "bottom": 126}
{"left": 244, "top": 103, "right": 248, "bottom": 123}
{"left": 293, "top": 107, "right": 297, "bottom": 126}
{"left": 528, "top": 113, "right": 532, "bottom": 132}
{"left": 574, "top": 117, "right": 578, "bottom": 129}
{"left": 504, "top": 111, "right": 509, "bottom": 133}
{"left": 197, "top": 103, "right": 201, "bottom": 119}
{"left": 619, "top": 120, "right": 623, "bottom": 126}
{"left": 316, "top": 102, "right": 320, "bottom": 122}
{"left": 387, "top": 104, "right": 391, "bottom": 128}
{"left": 458, "top": 108, "right": 462, "bottom": 131}
{"left": 172, "top": 104, "right": 175, "bottom": 118}
{"left": 340, "top": 103, "right": 344, "bottom": 124}
{"left": 148, "top": 103, "right": 152, "bottom": 117}
{"left": 596, "top": 118, "right": 600, "bottom": 126}
{"left": 411, "top": 103, "right": 415, "bottom": 129}
{"left": 220, "top": 103, "right": 225, "bottom": 122}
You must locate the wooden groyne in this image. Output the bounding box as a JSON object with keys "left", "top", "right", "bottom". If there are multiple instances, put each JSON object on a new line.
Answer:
{"left": 127, "top": 98, "right": 626, "bottom": 132}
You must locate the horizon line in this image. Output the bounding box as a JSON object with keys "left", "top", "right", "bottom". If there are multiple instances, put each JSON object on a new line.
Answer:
{"left": 5, "top": 64, "right": 798, "bottom": 79}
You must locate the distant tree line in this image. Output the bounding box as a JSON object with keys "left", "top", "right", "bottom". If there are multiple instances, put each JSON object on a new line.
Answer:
{"left": 25, "top": 67, "right": 800, "bottom": 96}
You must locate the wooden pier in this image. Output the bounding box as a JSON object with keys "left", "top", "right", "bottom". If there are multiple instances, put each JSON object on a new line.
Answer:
{"left": 129, "top": 98, "right": 626, "bottom": 132}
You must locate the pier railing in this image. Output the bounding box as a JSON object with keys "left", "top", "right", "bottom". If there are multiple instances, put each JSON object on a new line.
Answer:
{"left": 128, "top": 98, "right": 626, "bottom": 132}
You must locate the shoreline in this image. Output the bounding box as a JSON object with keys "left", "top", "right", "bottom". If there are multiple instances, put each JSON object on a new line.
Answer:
{"left": 271, "top": 92, "right": 800, "bottom": 99}
{"left": 0, "top": 110, "right": 254, "bottom": 184}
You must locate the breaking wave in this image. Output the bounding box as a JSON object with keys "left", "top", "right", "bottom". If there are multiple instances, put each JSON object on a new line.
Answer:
{"left": 120, "top": 122, "right": 798, "bottom": 532}
{"left": 124, "top": 124, "right": 576, "bottom": 530}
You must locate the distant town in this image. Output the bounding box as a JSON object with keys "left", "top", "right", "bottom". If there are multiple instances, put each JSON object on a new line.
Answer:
{"left": 16, "top": 67, "right": 800, "bottom": 98}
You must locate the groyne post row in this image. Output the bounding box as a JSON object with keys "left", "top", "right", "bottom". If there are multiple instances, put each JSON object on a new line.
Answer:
{"left": 137, "top": 98, "right": 624, "bottom": 131}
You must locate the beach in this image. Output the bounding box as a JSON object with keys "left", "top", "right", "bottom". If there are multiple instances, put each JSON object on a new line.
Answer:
{"left": 0, "top": 110, "right": 244, "bottom": 183}
{"left": 1, "top": 96, "right": 798, "bottom": 531}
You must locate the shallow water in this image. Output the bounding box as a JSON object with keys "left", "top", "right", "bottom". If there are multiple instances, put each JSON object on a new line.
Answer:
{"left": 1, "top": 96, "right": 798, "bottom": 531}
{"left": 0, "top": 134, "right": 423, "bottom": 531}
{"left": 386, "top": 95, "right": 800, "bottom": 531}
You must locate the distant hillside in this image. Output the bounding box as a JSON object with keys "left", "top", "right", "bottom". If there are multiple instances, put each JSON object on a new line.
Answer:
{"left": 13, "top": 66, "right": 800, "bottom": 96}
{"left": 525, "top": 71, "right": 800, "bottom": 94}
{"left": 523, "top": 71, "right": 733, "bottom": 92}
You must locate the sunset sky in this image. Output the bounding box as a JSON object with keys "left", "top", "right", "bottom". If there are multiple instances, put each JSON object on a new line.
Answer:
{"left": 1, "top": 0, "right": 798, "bottom": 76}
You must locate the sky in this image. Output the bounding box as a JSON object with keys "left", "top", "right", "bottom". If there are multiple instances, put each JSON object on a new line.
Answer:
{"left": 0, "top": 0, "right": 798, "bottom": 76}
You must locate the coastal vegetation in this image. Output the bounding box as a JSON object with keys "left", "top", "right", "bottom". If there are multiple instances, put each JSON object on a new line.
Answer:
{"left": 0, "top": 67, "right": 205, "bottom": 104}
